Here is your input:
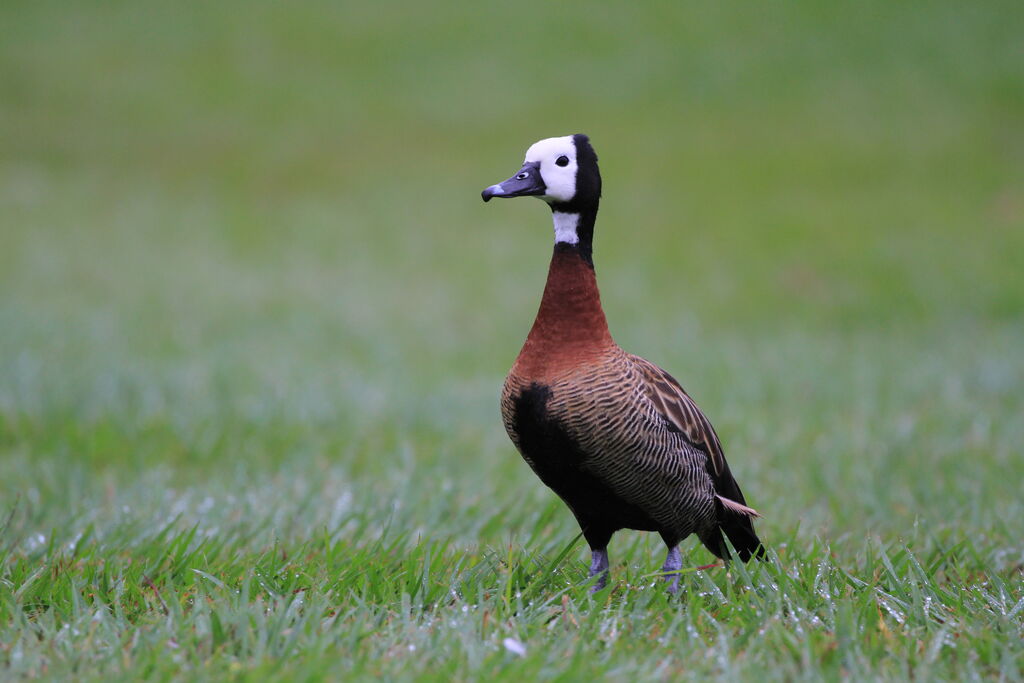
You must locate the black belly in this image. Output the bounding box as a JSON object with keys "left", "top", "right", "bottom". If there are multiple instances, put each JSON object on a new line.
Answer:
{"left": 509, "top": 383, "right": 660, "bottom": 543}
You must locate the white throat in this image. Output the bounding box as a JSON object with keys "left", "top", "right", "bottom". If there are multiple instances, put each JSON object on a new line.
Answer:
{"left": 552, "top": 211, "right": 579, "bottom": 245}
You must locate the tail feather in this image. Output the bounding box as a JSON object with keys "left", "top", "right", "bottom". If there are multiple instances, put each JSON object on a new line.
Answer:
{"left": 720, "top": 515, "right": 765, "bottom": 562}
{"left": 716, "top": 494, "right": 761, "bottom": 518}
{"left": 704, "top": 496, "right": 766, "bottom": 562}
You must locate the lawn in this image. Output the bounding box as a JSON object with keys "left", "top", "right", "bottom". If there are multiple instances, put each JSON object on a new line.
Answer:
{"left": 1, "top": 0, "right": 1023, "bottom": 679}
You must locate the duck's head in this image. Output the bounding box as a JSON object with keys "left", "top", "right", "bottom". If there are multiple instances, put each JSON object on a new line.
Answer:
{"left": 481, "top": 134, "right": 601, "bottom": 212}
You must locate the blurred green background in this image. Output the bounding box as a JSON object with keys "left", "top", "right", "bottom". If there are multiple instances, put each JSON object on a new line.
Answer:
{"left": 1, "top": 0, "right": 1022, "bottom": 678}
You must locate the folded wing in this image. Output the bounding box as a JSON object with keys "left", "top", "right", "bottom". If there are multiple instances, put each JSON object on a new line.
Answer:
{"left": 630, "top": 354, "right": 765, "bottom": 559}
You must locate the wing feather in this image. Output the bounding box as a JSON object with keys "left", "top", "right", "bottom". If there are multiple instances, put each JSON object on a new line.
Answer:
{"left": 632, "top": 353, "right": 765, "bottom": 558}
{"left": 630, "top": 354, "right": 728, "bottom": 479}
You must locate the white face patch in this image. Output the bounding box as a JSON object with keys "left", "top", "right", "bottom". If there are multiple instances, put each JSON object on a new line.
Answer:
{"left": 552, "top": 211, "right": 579, "bottom": 245}
{"left": 524, "top": 135, "right": 578, "bottom": 203}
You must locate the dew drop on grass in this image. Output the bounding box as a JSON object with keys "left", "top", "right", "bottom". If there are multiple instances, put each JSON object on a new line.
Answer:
{"left": 877, "top": 596, "right": 906, "bottom": 624}
{"left": 26, "top": 534, "right": 46, "bottom": 551}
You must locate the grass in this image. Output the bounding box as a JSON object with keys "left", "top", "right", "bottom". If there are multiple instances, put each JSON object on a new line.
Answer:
{"left": 1, "top": 0, "right": 1023, "bottom": 679}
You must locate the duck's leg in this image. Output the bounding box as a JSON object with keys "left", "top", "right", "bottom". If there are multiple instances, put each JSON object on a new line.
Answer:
{"left": 579, "top": 522, "right": 614, "bottom": 593}
{"left": 661, "top": 545, "right": 682, "bottom": 593}
{"left": 589, "top": 548, "right": 609, "bottom": 592}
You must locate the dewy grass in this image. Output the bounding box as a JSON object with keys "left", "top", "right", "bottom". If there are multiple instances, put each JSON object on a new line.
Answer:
{"left": 0, "top": 510, "right": 1020, "bottom": 679}
{"left": 2, "top": 0, "right": 1023, "bottom": 679}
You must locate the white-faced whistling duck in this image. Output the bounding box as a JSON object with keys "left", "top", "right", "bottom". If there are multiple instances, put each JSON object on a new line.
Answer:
{"left": 482, "top": 134, "right": 765, "bottom": 592}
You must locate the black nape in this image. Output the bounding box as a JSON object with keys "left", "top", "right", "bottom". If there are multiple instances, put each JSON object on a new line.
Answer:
{"left": 548, "top": 134, "right": 602, "bottom": 266}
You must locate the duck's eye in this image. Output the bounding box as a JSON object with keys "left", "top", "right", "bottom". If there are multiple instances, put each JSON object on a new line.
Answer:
{"left": 555, "top": 156, "right": 569, "bottom": 167}
{"left": 516, "top": 171, "right": 529, "bottom": 180}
